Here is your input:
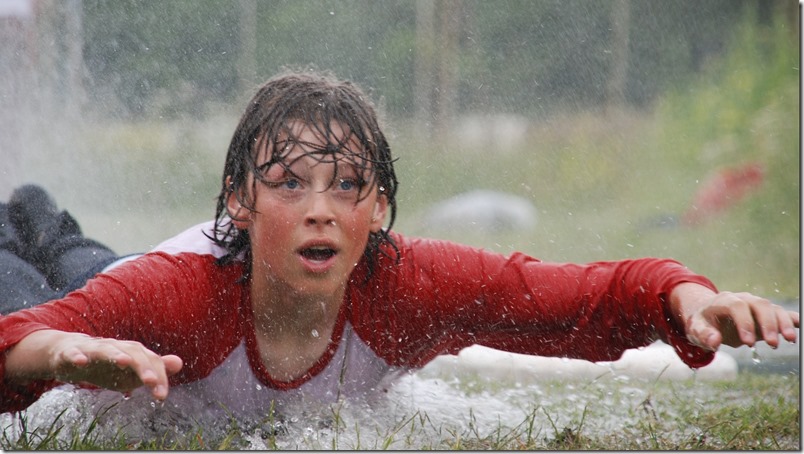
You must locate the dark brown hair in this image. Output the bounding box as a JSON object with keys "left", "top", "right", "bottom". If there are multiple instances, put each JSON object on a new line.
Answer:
{"left": 210, "top": 70, "right": 399, "bottom": 278}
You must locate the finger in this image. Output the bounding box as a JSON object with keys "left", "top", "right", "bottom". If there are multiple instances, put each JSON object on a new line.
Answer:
{"left": 54, "top": 342, "right": 131, "bottom": 377}
{"left": 685, "top": 312, "right": 723, "bottom": 351}
{"left": 162, "top": 355, "right": 183, "bottom": 376}
{"left": 113, "top": 343, "right": 168, "bottom": 387}
{"left": 125, "top": 347, "right": 183, "bottom": 401}
{"left": 778, "top": 309, "right": 799, "bottom": 343}
{"left": 749, "top": 299, "right": 780, "bottom": 348}
{"left": 694, "top": 293, "right": 751, "bottom": 349}
{"left": 71, "top": 339, "right": 134, "bottom": 366}
{"left": 76, "top": 340, "right": 165, "bottom": 396}
{"left": 717, "top": 293, "right": 757, "bottom": 346}
{"left": 148, "top": 355, "right": 183, "bottom": 400}
{"left": 112, "top": 359, "right": 163, "bottom": 399}
{"left": 59, "top": 346, "right": 90, "bottom": 367}
{"left": 746, "top": 300, "right": 799, "bottom": 348}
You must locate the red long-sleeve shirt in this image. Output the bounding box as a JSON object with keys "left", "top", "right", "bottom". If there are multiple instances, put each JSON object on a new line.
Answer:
{"left": 0, "top": 222, "right": 716, "bottom": 414}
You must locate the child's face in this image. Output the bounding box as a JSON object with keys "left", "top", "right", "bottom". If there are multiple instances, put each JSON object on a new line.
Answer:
{"left": 230, "top": 120, "right": 387, "bottom": 298}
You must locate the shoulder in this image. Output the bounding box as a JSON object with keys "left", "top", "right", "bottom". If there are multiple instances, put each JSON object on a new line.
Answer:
{"left": 151, "top": 220, "right": 232, "bottom": 259}
{"left": 380, "top": 230, "right": 520, "bottom": 277}
{"left": 350, "top": 231, "right": 513, "bottom": 321}
{"left": 99, "top": 220, "right": 246, "bottom": 296}
{"left": 384, "top": 230, "right": 499, "bottom": 259}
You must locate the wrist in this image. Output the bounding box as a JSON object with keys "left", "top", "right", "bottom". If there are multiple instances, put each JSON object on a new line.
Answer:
{"left": 5, "top": 329, "right": 82, "bottom": 383}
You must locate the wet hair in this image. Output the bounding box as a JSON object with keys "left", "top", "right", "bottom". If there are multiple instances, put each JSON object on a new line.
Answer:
{"left": 210, "top": 70, "right": 399, "bottom": 279}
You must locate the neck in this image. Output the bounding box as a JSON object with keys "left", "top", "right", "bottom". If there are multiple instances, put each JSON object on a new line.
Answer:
{"left": 253, "top": 284, "right": 343, "bottom": 338}
{"left": 248, "top": 277, "right": 346, "bottom": 382}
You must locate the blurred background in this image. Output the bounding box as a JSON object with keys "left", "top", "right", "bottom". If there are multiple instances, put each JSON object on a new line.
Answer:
{"left": 0, "top": 0, "right": 799, "bottom": 298}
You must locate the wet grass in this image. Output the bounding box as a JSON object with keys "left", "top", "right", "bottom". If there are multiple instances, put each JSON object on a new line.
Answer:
{"left": 2, "top": 372, "right": 798, "bottom": 450}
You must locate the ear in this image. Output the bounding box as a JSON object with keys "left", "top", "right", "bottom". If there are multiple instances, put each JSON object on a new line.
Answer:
{"left": 369, "top": 193, "right": 389, "bottom": 233}
{"left": 225, "top": 176, "right": 251, "bottom": 230}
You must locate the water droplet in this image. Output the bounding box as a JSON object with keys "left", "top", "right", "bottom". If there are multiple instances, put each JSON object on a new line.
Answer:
{"left": 751, "top": 347, "right": 762, "bottom": 364}
{"left": 311, "top": 329, "right": 320, "bottom": 338}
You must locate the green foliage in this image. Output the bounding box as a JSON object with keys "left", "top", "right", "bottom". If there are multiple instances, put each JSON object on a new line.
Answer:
{"left": 647, "top": 8, "right": 799, "bottom": 295}
{"left": 253, "top": 0, "right": 418, "bottom": 113}
{"left": 25, "top": 0, "right": 795, "bottom": 292}
{"left": 394, "top": 5, "right": 798, "bottom": 296}
{"left": 76, "top": 0, "right": 759, "bottom": 119}
{"left": 657, "top": 5, "right": 798, "bottom": 167}
{"left": 82, "top": 0, "right": 241, "bottom": 118}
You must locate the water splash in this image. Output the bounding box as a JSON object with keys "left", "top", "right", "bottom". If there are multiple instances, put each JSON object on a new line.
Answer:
{"left": 1, "top": 341, "right": 796, "bottom": 449}
{"left": 750, "top": 347, "right": 762, "bottom": 364}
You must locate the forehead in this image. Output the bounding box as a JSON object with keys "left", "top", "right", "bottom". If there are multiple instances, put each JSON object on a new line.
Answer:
{"left": 257, "top": 120, "right": 366, "bottom": 161}
{"left": 252, "top": 121, "right": 379, "bottom": 182}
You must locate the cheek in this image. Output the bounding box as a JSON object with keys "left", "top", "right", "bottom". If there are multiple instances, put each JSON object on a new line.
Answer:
{"left": 343, "top": 208, "right": 377, "bottom": 247}
{"left": 248, "top": 203, "right": 294, "bottom": 244}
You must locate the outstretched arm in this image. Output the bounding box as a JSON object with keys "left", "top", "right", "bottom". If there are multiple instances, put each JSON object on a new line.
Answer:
{"left": 669, "top": 282, "right": 799, "bottom": 351}
{"left": 4, "top": 329, "right": 183, "bottom": 401}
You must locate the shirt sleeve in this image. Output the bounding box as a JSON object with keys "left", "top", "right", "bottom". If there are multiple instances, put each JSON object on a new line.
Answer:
{"left": 0, "top": 252, "right": 244, "bottom": 413}
{"left": 350, "top": 234, "right": 717, "bottom": 370}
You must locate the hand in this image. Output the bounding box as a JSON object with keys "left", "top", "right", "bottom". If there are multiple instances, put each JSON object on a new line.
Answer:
{"left": 670, "top": 283, "right": 799, "bottom": 351}
{"left": 5, "top": 330, "right": 183, "bottom": 401}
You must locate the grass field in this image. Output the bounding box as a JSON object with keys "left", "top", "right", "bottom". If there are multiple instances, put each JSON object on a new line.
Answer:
{"left": 1, "top": 370, "right": 798, "bottom": 450}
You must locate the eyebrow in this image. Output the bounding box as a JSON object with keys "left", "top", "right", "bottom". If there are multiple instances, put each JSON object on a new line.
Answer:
{"left": 253, "top": 127, "right": 377, "bottom": 192}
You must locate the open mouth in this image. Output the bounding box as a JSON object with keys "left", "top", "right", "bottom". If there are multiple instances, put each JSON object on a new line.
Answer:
{"left": 300, "top": 246, "right": 337, "bottom": 262}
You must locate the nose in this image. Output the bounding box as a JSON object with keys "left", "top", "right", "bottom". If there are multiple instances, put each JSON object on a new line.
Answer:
{"left": 304, "top": 189, "right": 336, "bottom": 227}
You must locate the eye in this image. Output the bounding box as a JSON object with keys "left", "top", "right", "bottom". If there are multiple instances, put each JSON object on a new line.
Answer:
{"left": 263, "top": 177, "right": 302, "bottom": 191}
{"left": 283, "top": 178, "right": 301, "bottom": 190}
{"left": 337, "top": 178, "right": 357, "bottom": 191}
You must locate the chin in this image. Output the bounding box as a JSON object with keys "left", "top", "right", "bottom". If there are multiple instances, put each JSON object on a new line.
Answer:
{"left": 295, "top": 281, "right": 345, "bottom": 299}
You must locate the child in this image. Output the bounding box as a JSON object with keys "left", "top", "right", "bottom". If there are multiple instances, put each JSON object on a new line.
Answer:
{"left": 0, "top": 70, "right": 798, "bottom": 421}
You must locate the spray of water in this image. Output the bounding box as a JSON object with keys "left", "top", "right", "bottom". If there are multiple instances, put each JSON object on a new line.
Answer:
{"left": 2, "top": 341, "right": 790, "bottom": 449}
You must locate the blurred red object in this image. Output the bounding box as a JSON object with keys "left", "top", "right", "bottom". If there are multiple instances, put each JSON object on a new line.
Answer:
{"left": 682, "top": 162, "right": 765, "bottom": 226}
